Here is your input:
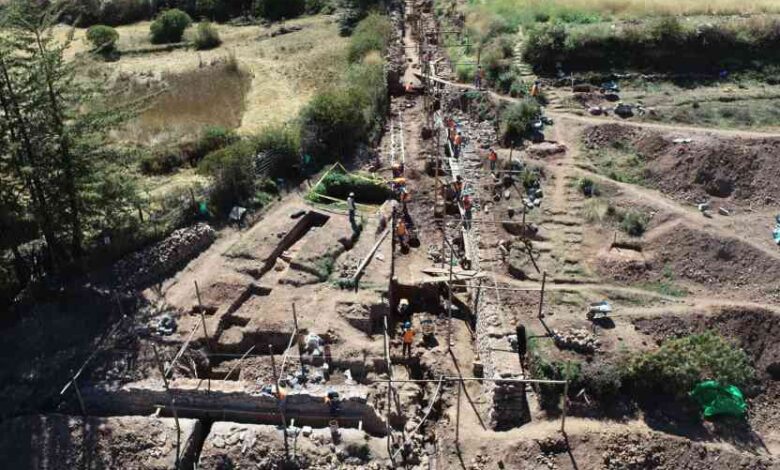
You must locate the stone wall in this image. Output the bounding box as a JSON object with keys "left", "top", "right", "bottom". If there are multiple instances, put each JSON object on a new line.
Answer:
{"left": 82, "top": 379, "right": 388, "bottom": 435}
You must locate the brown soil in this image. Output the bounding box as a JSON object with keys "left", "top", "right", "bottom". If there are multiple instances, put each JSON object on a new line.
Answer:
{"left": 583, "top": 123, "right": 780, "bottom": 205}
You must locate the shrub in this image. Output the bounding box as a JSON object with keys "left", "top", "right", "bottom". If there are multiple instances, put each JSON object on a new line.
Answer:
{"left": 620, "top": 210, "right": 648, "bottom": 237}
{"left": 194, "top": 126, "right": 239, "bottom": 162}
{"left": 140, "top": 148, "right": 184, "bottom": 175}
{"left": 194, "top": 21, "right": 221, "bottom": 50}
{"left": 254, "top": 0, "right": 306, "bottom": 21}
{"left": 347, "top": 13, "right": 393, "bottom": 63}
{"left": 311, "top": 171, "right": 392, "bottom": 204}
{"left": 300, "top": 89, "right": 367, "bottom": 167}
{"left": 531, "top": 355, "right": 582, "bottom": 410}
{"left": 199, "top": 140, "right": 257, "bottom": 214}
{"left": 500, "top": 99, "right": 540, "bottom": 145}
{"left": 252, "top": 124, "right": 301, "bottom": 177}
{"left": 582, "top": 198, "right": 610, "bottom": 223}
{"left": 305, "top": 0, "right": 333, "bottom": 14}
{"left": 578, "top": 177, "right": 597, "bottom": 197}
{"left": 150, "top": 9, "right": 192, "bottom": 44}
{"left": 581, "top": 360, "right": 626, "bottom": 400}
{"left": 628, "top": 331, "right": 755, "bottom": 397}
{"left": 86, "top": 25, "right": 119, "bottom": 51}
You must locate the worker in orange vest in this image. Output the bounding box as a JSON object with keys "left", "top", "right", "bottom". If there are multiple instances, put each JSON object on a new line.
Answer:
{"left": 402, "top": 323, "right": 415, "bottom": 357}
{"left": 453, "top": 132, "right": 463, "bottom": 158}
{"left": 400, "top": 187, "right": 411, "bottom": 213}
{"left": 487, "top": 148, "right": 498, "bottom": 173}
{"left": 531, "top": 80, "right": 541, "bottom": 98}
{"left": 462, "top": 194, "right": 473, "bottom": 230}
{"left": 396, "top": 218, "right": 409, "bottom": 250}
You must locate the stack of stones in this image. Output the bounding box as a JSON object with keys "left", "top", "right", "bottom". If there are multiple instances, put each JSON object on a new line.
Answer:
{"left": 552, "top": 328, "right": 600, "bottom": 354}
{"left": 115, "top": 223, "right": 216, "bottom": 288}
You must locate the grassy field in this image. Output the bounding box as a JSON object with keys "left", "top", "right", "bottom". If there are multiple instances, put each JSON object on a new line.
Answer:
{"left": 62, "top": 15, "right": 349, "bottom": 144}
{"left": 465, "top": 0, "right": 780, "bottom": 28}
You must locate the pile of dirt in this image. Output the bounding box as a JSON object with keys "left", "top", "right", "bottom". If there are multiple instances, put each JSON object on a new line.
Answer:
{"left": 633, "top": 307, "right": 780, "bottom": 380}
{"left": 583, "top": 123, "right": 780, "bottom": 205}
{"left": 646, "top": 225, "right": 780, "bottom": 297}
{"left": 598, "top": 430, "right": 775, "bottom": 470}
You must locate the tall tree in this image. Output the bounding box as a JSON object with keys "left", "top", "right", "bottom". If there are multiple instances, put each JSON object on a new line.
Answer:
{"left": 0, "top": 0, "right": 139, "bottom": 273}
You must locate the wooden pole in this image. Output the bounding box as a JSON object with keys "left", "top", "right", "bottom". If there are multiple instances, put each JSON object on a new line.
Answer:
{"left": 269, "top": 345, "right": 289, "bottom": 461}
{"left": 292, "top": 304, "right": 304, "bottom": 378}
{"left": 223, "top": 345, "right": 255, "bottom": 380}
{"left": 194, "top": 281, "right": 211, "bottom": 348}
{"left": 455, "top": 379, "right": 462, "bottom": 444}
{"left": 447, "top": 242, "right": 454, "bottom": 350}
{"left": 153, "top": 345, "right": 181, "bottom": 470}
{"left": 561, "top": 380, "right": 569, "bottom": 433}
{"left": 538, "top": 271, "right": 547, "bottom": 319}
{"left": 73, "top": 380, "right": 87, "bottom": 417}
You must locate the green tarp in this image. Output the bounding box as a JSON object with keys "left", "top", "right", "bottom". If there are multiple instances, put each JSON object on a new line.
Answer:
{"left": 689, "top": 381, "right": 747, "bottom": 419}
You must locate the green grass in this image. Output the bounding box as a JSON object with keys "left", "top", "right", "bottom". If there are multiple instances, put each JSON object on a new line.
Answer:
{"left": 587, "top": 142, "right": 647, "bottom": 185}
{"left": 639, "top": 265, "right": 688, "bottom": 297}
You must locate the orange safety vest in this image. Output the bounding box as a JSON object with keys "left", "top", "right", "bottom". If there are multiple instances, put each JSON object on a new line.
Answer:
{"left": 397, "top": 221, "right": 407, "bottom": 237}
{"left": 463, "top": 198, "right": 472, "bottom": 211}
{"left": 488, "top": 150, "right": 497, "bottom": 161}
{"left": 403, "top": 329, "right": 415, "bottom": 344}
{"left": 454, "top": 135, "right": 463, "bottom": 146}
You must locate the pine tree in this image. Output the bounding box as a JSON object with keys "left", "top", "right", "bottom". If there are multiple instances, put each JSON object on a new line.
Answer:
{"left": 0, "top": 0, "right": 140, "bottom": 274}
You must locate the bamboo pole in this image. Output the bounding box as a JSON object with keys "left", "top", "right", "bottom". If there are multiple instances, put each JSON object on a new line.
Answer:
{"left": 538, "top": 272, "right": 547, "bottom": 319}
{"left": 223, "top": 345, "right": 255, "bottom": 380}
{"left": 455, "top": 378, "right": 462, "bottom": 444}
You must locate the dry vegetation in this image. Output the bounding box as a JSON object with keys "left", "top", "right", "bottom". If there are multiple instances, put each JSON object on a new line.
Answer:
{"left": 66, "top": 15, "right": 349, "bottom": 144}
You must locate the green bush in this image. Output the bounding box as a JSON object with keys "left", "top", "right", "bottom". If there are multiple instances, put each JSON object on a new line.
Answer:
{"left": 254, "top": 0, "right": 306, "bottom": 21}
{"left": 311, "top": 171, "right": 392, "bottom": 205}
{"left": 628, "top": 332, "right": 755, "bottom": 397}
{"left": 531, "top": 355, "right": 582, "bottom": 410}
{"left": 578, "top": 177, "right": 597, "bottom": 197}
{"left": 194, "top": 21, "right": 221, "bottom": 50}
{"left": 620, "top": 210, "right": 648, "bottom": 237}
{"left": 196, "top": 0, "right": 231, "bottom": 21}
{"left": 305, "top": 0, "right": 333, "bottom": 14}
{"left": 300, "top": 89, "right": 367, "bottom": 167}
{"left": 500, "top": 99, "right": 540, "bottom": 145}
{"left": 194, "top": 126, "right": 239, "bottom": 162}
{"left": 86, "top": 25, "right": 119, "bottom": 51}
{"left": 581, "top": 361, "right": 626, "bottom": 400}
{"left": 199, "top": 140, "right": 257, "bottom": 214}
{"left": 347, "top": 13, "right": 393, "bottom": 63}
{"left": 140, "top": 148, "right": 184, "bottom": 175}
{"left": 252, "top": 124, "right": 301, "bottom": 177}
{"left": 150, "top": 9, "right": 192, "bottom": 44}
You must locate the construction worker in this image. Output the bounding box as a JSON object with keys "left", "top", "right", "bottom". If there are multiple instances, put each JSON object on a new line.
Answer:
{"left": 347, "top": 192, "right": 357, "bottom": 230}
{"left": 462, "top": 194, "right": 473, "bottom": 230}
{"left": 396, "top": 217, "right": 409, "bottom": 250}
{"left": 487, "top": 148, "right": 498, "bottom": 173}
{"left": 453, "top": 132, "right": 463, "bottom": 158}
{"left": 452, "top": 176, "right": 463, "bottom": 201}
{"left": 531, "top": 80, "right": 541, "bottom": 98}
{"left": 392, "top": 162, "right": 404, "bottom": 178}
{"left": 402, "top": 323, "right": 415, "bottom": 357}
{"left": 474, "top": 66, "right": 484, "bottom": 90}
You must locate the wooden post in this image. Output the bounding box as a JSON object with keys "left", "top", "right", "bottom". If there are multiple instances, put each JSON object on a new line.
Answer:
{"left": 194, "top": 281, "right": 211, "bottom": 348}
{"left": 292, "top": 304, "right": 304, "bottom": 377}
{"left": 455, "top": 379, "right": 462, "bottom": 444}
{"left": 153, "top": 345, "right": 181, "bottom": 470}
{"left": 73, "top": 380, "right": 87, "bottom": 417}
{"left": 269, "top": 345, "right": 289, "bottom": 461}
{"left": 561, "top": 380, "right": 569, "bottom": 433}
{"left": 538, "top": 272, "right": 547, "bottom": 319}
{"left": 447, "top": 243, "right": 454, "bottom": 350}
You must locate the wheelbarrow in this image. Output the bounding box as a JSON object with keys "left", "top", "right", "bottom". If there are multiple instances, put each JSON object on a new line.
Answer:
{"left": 586, "top": 301, "right": 612, "bottom": 321}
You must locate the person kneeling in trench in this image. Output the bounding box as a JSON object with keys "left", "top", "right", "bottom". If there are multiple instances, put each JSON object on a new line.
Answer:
{"left": 402, "top": 323, "right": 416, "bottom": 358}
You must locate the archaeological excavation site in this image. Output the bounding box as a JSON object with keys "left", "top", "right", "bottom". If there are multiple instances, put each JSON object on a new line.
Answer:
{"left": 3, "top": 0, "right": 780, "bottom": 469}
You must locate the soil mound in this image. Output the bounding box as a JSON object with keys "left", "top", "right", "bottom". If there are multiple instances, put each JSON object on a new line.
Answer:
{"left": 646, "top": 225, "right": 780, "bottom": 297}
{"left": 583, "top": 123, "right": 780, "bottom": 205}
